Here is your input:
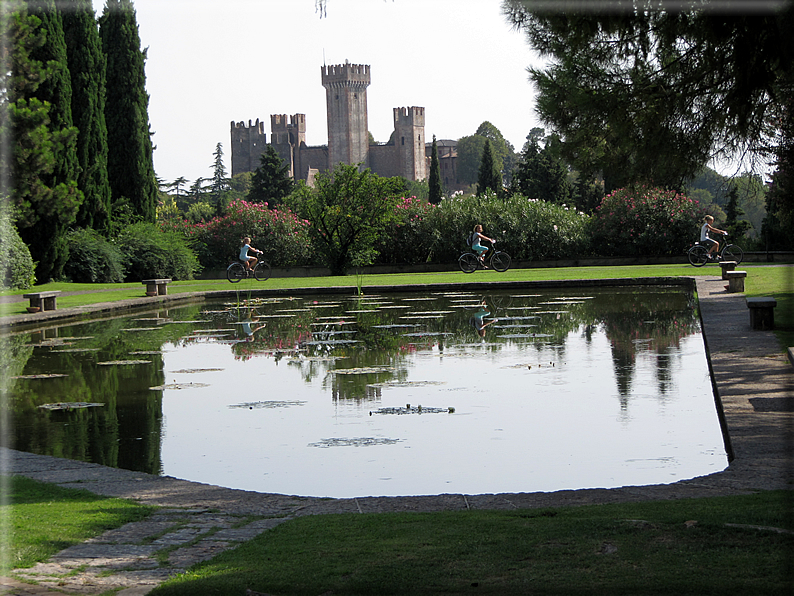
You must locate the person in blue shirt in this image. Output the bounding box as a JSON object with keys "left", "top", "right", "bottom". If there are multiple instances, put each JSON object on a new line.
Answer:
{"left": 470, "top": 224, "right": 495, "bottom": 268}
{"left": 239, "top": 236, "right": 263, "bottom": 274}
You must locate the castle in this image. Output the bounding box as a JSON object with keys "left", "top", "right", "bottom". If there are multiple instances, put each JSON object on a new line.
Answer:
{"left": 231, "top": 62, "right": 459, "bottom": 188}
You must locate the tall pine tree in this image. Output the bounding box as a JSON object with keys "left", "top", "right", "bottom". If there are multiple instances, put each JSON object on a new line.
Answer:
{"left": 16, "top": 0, "right": 83, "bottom": 280}
{"left": 477, "top": 139, "right": 501, "bottom": 196}
{"left": 429, "top": 135, "right": 442, "bottom": 204}
{"left": 247, "top": 145, "right": 295, "bottom": 207}
{"left": 99, "top": 0, "right": 157, "bottom": 223}
{"left": 62, "top": 0, "right": 111, "bottom": 233}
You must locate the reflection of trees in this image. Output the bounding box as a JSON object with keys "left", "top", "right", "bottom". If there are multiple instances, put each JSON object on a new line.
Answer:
{"left": 597, "top": 290, "right": 699, "bottom": 401}
{"left": 10, "top": 286, "right": 701, "bottom": 472}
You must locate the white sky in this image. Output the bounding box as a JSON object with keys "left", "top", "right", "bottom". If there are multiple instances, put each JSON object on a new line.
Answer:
{"left": 90, "top": 0, "right": 545, "bottom": 186}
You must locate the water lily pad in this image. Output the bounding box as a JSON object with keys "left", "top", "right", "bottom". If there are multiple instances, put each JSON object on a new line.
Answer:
{"left": 229, "top": 400, "right": 306, "bottom": 409}
{"left": 170, "top": 368, "right": 224, "bottom": 373}
{"left": 38, "top": 402, "right": 104, "bottom": 411}
{"left": 122, "top": 327, "right": 163, "bottom": 332}
{"left": 328, "top": 366, "right": 395, "bottom": 375}
{"left": 367, "top": 380, "right": 447, "bottom": 388}
{"left": 97, "top": 360, "right": 151, "bottom": 366}
{"left": 308, "top": 437, "right": 402, "bottom": 448}
{"left": 401, "top": 332, "right": 454, "bottom": 337}
{"left": 497, "top": 333, "right": 553, "bottom": 339}
{"left": 303, "top": 339, "right": 362, "bottom": 346}
{"left": 52, "top": 348, "right": 102, "bottom": 353}
{"left": 150, "top": 383, "right": 211, "bottom": 390}
{"left": 12, "top": 373, "right": 68, "bottom": 379}
{"left": 371, "top": 405, "right": 452, "bottom": 415}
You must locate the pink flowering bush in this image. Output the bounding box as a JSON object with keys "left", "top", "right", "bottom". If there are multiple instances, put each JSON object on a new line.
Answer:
{"left": 161, "top": 200, "right": 312, "bottom": 269}
{"left": 589, "top": 187, "right": 707, "bottom": 257}
{"left": 374, "top": 196, "right": 437, "bottom": 265}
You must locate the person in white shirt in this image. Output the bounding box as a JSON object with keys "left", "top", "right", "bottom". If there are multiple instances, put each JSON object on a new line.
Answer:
{"left": 700, "top": 215, "right": 726, "bottom": 260}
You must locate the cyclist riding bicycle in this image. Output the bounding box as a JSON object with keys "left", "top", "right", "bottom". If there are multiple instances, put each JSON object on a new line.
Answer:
{"left": 469, "top": 224, "right": 495, "bottom": 268}
{"left": 239, "top": 236, "right": 263, "bottom": 274}
{"left": 700, "top": 215, "right": 727, "bottom": 260}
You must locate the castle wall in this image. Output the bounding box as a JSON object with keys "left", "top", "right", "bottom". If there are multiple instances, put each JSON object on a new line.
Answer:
{"left": 368, "top": 144, "right": 400, "bottom": 178}
{"left": 230, "top": 119, "right": 267, "bottom": 177}
{"left": 394, "top": 107, "right": 426, "bottom": 181}
{"left": 295, "top": 145, "right": 329, "bottom": 182}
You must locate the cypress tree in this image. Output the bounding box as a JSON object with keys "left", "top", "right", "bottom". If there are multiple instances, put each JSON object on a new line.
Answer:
{"left": 99, "top": 0, "right": 157, "bottom": 223}
{"left": 477, "top": 138, "right": 501, "bottom": 196}
{"left": 247, "top": 145, "right": 295, "bottom": 207}
{"left": 18, "top": 0, "right": 83, "bottom": 280}
{"left": 62, "top": 0, "right": 111, "bottom": 233}
{"left": 428, "top": 135, "right": 442, "bottom": 204}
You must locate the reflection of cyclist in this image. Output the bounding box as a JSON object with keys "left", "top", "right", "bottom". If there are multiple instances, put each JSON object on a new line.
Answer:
{"left": 240, "top": 309, "right": 266, "bottom": 340}
{"left": 471, "top": 301, "right": 498, "bottom": 339}
{"left": 700, "top": 215, "right": 726, "bottom": 260}
{"left": 471, "top": 224, "right": 495, "bottom": 268}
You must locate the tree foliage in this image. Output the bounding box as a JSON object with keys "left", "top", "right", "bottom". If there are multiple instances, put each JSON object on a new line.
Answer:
{"left": 247, "top": 144, "right": 295, "bottom": 207}
{"left": 62, "top": 0, "right": 111, "bottom": 233}
{"left": 503, "top": 0, "right": 794, "bottom": 192}
{"left": 286, "top": 164, "right": 404, "bottom": 275}
{"left": 512, "top": 132, "right": 572, "bottom": 205}
{"left": 429, "top": 135, "right": 442, "bottom": 204}
{"left": 5, "top": 2, "right": 83, "bottom": 280}
{"left": 99, "top": 0, "right": 157, "bottom": 222}
{"left": 477, "top": 138, "right": 501, "bottom": 195}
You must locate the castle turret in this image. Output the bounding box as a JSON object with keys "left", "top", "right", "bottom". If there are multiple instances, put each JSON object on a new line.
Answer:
{"left": 230, "top": 119, "right": 267, "bottom": 177}
{"left": 321, "top": 61, "right": 370, "bottom": 170}
{"left": 270, "top": 114, "right": 307, "bottom": 178}
{"left": 394, "top": 107, "right": 426, "bottom": 181}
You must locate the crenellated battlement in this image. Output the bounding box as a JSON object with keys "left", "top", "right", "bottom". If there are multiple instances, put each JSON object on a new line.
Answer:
{"left": 394, "top": 106, "right": 425, "bottom": 126}
{"left": 321, "top": 61, "right": 371, "bottom": 87}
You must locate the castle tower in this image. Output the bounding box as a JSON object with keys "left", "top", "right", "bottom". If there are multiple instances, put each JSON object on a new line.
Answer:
{"left": 230, "top": 119, "right": 267, "bottom": 177}
{"left": 321, "top": 61, "right": 371, "bottom": 170}
{"left": 394, "top": 107, "right": 426, "bottom": 181}
{"left": 270, "top": 114, "right": 307, "bottom": 177}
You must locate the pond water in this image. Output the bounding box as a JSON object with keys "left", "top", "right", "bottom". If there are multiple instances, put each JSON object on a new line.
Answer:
{"left": 6, "top": 285, "right": 728, "bottom": 498}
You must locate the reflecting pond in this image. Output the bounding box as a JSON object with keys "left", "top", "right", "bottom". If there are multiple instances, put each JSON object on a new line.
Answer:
{"left": 6, "top": 285, "right": 728, "bottom": 498}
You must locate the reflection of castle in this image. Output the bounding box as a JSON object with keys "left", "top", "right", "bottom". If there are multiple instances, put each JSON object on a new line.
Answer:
{"left": 231, "top": 62, "right": 460, "bottom": 188}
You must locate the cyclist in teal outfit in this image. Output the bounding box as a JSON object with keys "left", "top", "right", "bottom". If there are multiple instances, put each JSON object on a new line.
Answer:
{"left": 470, "top": 224, "right": 495, "bottom": 268}
{"left": 239, "top": 236, "right": 263, "bottom": 273}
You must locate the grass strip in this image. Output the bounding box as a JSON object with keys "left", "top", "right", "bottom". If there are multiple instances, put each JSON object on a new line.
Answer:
{"left": 152, "top": 491, "right": 794, "bottom": 596}
{"left": 1, "top": 475, "right": 154, "bottom": 573}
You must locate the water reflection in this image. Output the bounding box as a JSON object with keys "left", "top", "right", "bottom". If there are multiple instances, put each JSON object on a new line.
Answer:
{"left": 6, "top": 286, "right": 726, "bottom": 497}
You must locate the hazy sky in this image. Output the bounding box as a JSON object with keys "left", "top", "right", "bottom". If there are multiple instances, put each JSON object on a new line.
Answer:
{"left": 90, "top": 0, "right": 544, "bottom": 186}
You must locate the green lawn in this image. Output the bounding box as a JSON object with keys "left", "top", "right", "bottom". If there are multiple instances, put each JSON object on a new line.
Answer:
{"left": 152, "top": 491, "right": 794, "bottom": 596}
{"left": 0, "top": 475, "right": 153, "bottom": 574}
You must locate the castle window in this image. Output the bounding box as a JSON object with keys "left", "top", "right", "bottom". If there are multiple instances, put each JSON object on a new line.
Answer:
{"left": 401, "top": 137, "right": 405, "bottom": 146}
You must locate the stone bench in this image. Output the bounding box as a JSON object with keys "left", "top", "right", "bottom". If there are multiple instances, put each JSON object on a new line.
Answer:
{"left": 720, "top": 260, "right": 737, "bottom": 279}
{"left": 142, "top": 278, "right": 171, "bottom": 297}
{"left": 725, "top": 270, "right": 747, "bottom": 293}
{"left": 747, "top": 297, "right": 777, "bottom": 330}
{"left": 22, "top": 290, "right": 61, "bottom": 312}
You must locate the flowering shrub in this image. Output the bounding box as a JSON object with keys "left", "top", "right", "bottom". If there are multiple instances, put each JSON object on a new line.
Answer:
{"left": 162, "top": 200, "right": 312, "bottom": 269}
{"left": 424, "top": 191, "right": 590, "bottom": 263}
{"left": 589, "top": 187, "right": 706, "bottom": 256}
{"left": 374, "top": 196, "right": 437, "bottom": 265}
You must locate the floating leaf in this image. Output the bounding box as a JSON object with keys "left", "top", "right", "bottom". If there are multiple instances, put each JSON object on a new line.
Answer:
{"left": 229, "top": 400, "right": 306, "bottom": 409}
{"left": 371, "top": 405, "right": 451, "bottom": 415}
{"left": 150, "top": 383, "right": 211, "bottom": 390}
{"left": 367, "top": 380, "right": 447, "bottom": 388}
{"left": 97, "top": 360, "right": 151, "bottom": 366}
{"left": 308, "top": 437, "right": 402, "bottom": 448}
{"left": 38, "top": 402, "right": 104, "bottom": 411}
{"left": 170, "top": 368, "right": 224, "bottom": 374}
{"left": 12, "top": 373, "right": 68, "bottom": 379}
{"left": 328, "top": 366, "right": 395, "bottom": 375}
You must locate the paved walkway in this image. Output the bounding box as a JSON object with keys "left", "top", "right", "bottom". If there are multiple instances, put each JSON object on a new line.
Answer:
{"left": 2, "top": 275, "right": 792, "bottom": 595}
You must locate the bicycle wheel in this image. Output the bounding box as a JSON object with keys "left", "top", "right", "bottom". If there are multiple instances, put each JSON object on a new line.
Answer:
{"left": 458, "top": 253, "right": 479, "bottom": 273}
{"left": 490, "top": 251, "right": 511, "bottom": 272}
{"left": 721, "top": 244, "right": 743, "bottom": 265}
{"left": 254, "top": 261, "right": 272, "bottom": 281}
{"left": 687, "top": 245, "right": 709, "bottom": 267}
{"left": 226, "top": 262, "right": 245, "bottom": 282}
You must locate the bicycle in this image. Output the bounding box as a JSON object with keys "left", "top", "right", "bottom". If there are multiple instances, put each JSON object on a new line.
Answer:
{"left": 687, "top": 234, "right": 743, "bottom": 267}
{"left": 458, "top": 241, "right": 511, "bottom": 273}
{"left": 226, "top": 258, "right": 272, "bottom": 282}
